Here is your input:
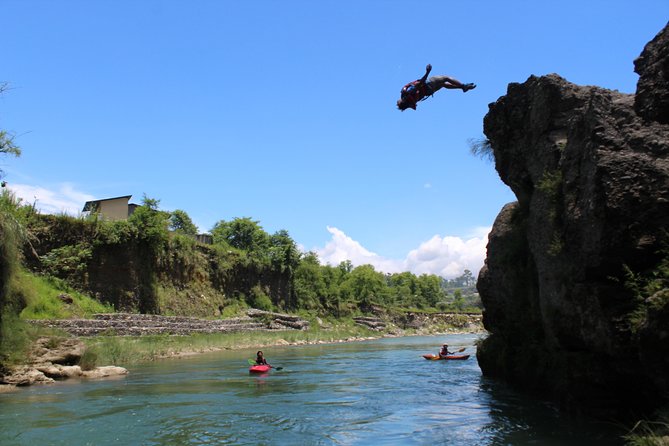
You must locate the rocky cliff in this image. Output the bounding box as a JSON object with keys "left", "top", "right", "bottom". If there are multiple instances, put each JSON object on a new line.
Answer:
{"left": 477, "top": 23, "right": 669, "bottom": 419}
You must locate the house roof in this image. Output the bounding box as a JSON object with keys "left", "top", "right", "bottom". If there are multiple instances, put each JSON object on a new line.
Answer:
{"left": 82, "top": 195, "right": 132, "bottom": 212}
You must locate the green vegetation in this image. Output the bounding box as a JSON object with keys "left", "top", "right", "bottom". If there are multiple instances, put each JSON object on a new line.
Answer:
{"left": 0, "top": 313, "right": 39, "bottom": 366}
{"left": 22, "top": 201, "right": 480, "bottom": 316}
{"left": 622, "top": 239, "right": 669, "bottom": 333}
{"left": 18, "top": 272, "right": 113, "bottom": 319}
{"left": 537, "top": 169, "right": 563, "bottom": 198}
{"left": 82, "top": 320, "right": 381, "bottom": 366}
{"left": 0, "top": 81, "right": 477, "bottom": 371}
{"left": 0, "top": 84, "right": 21, "bottom": 162}
{"left": 0, "top": 189, "right": 481, "bottom": 369}
{"left": 537, "top": 169, "right": 565, "bottom": 256}
{"left": 169, "top": 209, "right": 198, "bottom": 236}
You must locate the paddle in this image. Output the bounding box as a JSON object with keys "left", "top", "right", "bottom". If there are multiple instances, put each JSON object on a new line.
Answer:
{"left": 247, "top": 359, "right": 283, "bottom": 370}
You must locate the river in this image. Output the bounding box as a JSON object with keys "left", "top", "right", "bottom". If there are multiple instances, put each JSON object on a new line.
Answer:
{"left": 0, "top": 334, "right": 625, "bottom": 445}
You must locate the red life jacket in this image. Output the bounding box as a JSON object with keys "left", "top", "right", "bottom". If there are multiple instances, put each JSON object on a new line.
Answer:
{"left": 401, "top": 80, "right": 431, "bottom": 107}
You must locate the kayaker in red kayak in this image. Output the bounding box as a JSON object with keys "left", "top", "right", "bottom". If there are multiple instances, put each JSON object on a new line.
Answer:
{"left": 255, "top": 351, "right": 268, "bottom": 365}
{"left": 439, "top": 344, "right": 454, "bottom": 358}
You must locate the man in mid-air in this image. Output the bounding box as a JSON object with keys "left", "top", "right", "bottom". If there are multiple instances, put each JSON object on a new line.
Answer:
{"left": 397, "top": 64, "right": 476, "bottom": 111}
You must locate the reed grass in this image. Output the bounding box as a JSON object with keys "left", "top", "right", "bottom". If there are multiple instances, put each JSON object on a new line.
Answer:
{"left": 83, "top": 322, "right": 378, "bottom": 367}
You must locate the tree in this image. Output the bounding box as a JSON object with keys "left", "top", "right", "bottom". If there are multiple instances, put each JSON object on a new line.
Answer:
{"left": 169, "top": 209, "right": 198, "bottom": 236}
{"left": 210, "top": 217, "right": 270, "bottom": 253}
{"left": 267, "top": 229, "right": 299, "bottom": 308}
{"left": 453, "top": 289, "right": 465, "bottom": 311}
{"left": 340, "top": 264, "right": 388, "bottom": 311}
{"left": 129, "top": 195, "right": 170, "bottom": 242}
{"left": 0, "top": 83, "right": 21, "bottom": 181}
{"left": 141, "top": 194, "right": 160, "bottom": 211}
{"left": 294, "top": 252, "right": 326, "bottom": 310}
{"left": 462, "top": 269, "right": 475, "bottom": 287}
{"left": 388, "top": 271, "right": 417, "bottom": 306}
{"left": 127, "top": 195, "right": 170, "bottom": 313}
{"left": 417, "top": 274, "right": 445, "bottom": 307}
{"left": 338, "top": 260, "right": 353, "bottom": 274}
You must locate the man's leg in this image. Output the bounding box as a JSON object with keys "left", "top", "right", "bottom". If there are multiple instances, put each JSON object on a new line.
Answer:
{"left": 428, "top": 75, "right": 475, "bottom": 92}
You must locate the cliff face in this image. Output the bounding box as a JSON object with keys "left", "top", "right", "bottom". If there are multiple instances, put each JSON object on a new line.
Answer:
{"left": 477, "top": 24, "right": 669, "bottom": 418}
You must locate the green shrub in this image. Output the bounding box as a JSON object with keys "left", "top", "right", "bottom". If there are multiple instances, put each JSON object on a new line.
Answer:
{"left": 40, "top": 243, "right": 92, "bottom": 284}
{"left": 78, "top": 348, "right": 98, "bottom": 371}
{"left": 250, "top": 285, "right": 273, "bottom": 311}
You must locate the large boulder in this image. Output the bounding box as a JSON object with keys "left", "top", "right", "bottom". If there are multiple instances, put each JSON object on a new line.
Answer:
{"left": 477, "top": 23, "right": 669, "bottom": 418}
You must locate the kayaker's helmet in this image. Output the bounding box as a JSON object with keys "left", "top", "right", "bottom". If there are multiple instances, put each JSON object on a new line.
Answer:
{"left": 443, "top": 344, "right": 448, "bottom": 347}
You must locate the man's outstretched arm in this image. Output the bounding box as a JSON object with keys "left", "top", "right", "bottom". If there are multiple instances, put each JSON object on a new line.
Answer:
{"left": 420, "top": 64, "right": 432, "bottom": 83}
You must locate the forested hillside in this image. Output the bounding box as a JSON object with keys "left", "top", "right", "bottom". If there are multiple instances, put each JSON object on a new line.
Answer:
{"left": 16, "top": 195, "right": 479, "bottom": 318}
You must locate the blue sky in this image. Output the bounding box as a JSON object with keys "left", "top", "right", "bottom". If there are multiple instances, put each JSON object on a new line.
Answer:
{"left": 2, "top": 1, "right": 667, "bottom": 278}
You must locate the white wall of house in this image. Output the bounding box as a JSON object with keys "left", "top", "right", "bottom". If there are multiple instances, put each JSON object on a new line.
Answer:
{"left": 97, "top": 197, "right": 130, "bottom": 220}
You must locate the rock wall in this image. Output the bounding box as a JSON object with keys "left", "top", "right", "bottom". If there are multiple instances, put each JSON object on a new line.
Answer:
{"left": 477, "top": 23, "right": 669, "bottom": 419}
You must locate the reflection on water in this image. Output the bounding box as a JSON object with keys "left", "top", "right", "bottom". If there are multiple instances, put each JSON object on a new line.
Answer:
{"left": 0, "top": 334, "right": 625, "bottom": 445}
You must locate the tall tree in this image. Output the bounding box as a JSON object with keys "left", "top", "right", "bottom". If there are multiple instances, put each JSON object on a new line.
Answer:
{"left": 211, "top": 217, "right": 270, "bottom": 253}
{"left": 268, "top": 229, "right": 299, "bottom": 308}
{"left": 294, "top": 251, "right": 326, "bottom": 310}
{"left": 417, "top": 274, "right": 445, "bottom": 307}
{"left": 169, "top": 209, "right": 198, "bottom": 236}
{"left": 340, "top": 264, "right": 388, "bottom": 311}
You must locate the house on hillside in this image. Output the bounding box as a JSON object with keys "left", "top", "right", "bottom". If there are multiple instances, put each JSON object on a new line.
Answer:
{"left": 82, "top": 195, "right": 138, "bottom": 221}
{"left": 82, "top": 195, "right": 213, "bottom": 245}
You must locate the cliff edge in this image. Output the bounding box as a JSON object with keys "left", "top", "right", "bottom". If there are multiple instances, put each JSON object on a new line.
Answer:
{"left": 477, "top": 23, "right": 669, "bottom": 418}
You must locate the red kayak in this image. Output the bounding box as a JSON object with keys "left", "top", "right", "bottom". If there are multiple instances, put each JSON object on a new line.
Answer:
{"left": 422, "top": 354, "right": 470, "bottom": 361}
{"left": 249, "top": 364, "right": 271, "bottom": 373}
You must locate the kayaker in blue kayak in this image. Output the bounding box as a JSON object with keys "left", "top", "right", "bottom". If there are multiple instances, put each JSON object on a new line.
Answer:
{"left": 255, "top": 351, "right": 268, "bottom": 365}
{"left": 439, "top": 344, "right": 454, "bottom": 358}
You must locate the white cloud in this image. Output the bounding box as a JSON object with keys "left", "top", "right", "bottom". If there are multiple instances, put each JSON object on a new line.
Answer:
{"left": 315, "top": 226, "right": 490, "bottom": 279}
{"left": 7, "top": 183, "right": 94, "bottom": 216}
{"left": 315, "top": 226, "right": 404, "bottom": 273}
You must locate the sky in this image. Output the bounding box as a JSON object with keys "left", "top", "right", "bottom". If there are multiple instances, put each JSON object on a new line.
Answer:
{"left": 2, "top": 1, "right": 667, "bottom": 279}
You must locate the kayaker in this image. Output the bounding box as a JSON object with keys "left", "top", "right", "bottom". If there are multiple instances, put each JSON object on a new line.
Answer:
{"left": 255, "top": 350, "right": 268, "bottom": 365}
{"left": 439, "top": 344, "right": 453, "bottom": 358}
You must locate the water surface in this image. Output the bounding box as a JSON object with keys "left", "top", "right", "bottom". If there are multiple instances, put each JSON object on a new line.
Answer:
{"left": 0, "top": 334, "right": 624, "bottom": 445}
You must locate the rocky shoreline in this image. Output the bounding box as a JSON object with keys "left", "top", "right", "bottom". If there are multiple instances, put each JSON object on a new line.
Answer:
{"left": 0, "top": 337, "right": 128, "bottom": 391}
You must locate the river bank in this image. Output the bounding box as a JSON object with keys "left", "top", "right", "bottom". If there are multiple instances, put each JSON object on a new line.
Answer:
{"left": 0, "top": 311, "right": 485, "bottom": 392}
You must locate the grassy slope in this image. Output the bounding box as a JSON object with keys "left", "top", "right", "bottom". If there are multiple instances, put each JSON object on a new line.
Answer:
{"left": 16, "top": 270, "right": 113, "bottom": 319}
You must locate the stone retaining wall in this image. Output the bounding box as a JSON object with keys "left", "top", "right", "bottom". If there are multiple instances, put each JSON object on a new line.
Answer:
{"left": 28, "top": 310, "right": 310, "bottom": 337}
{"left": 392, "top": 312, "right": 483, "bottom": 331}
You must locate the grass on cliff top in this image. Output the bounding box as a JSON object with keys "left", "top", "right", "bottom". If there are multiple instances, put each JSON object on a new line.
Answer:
{"left": 15, "top": 271, "right": 113, "bottom": 320}
{"left": 82, "top": 320, "right": 381, "bottom": 367}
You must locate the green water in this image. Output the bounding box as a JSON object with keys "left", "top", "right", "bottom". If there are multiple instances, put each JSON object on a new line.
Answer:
{"left": 0, "top": 334, "right": 625, "bottom": 445}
